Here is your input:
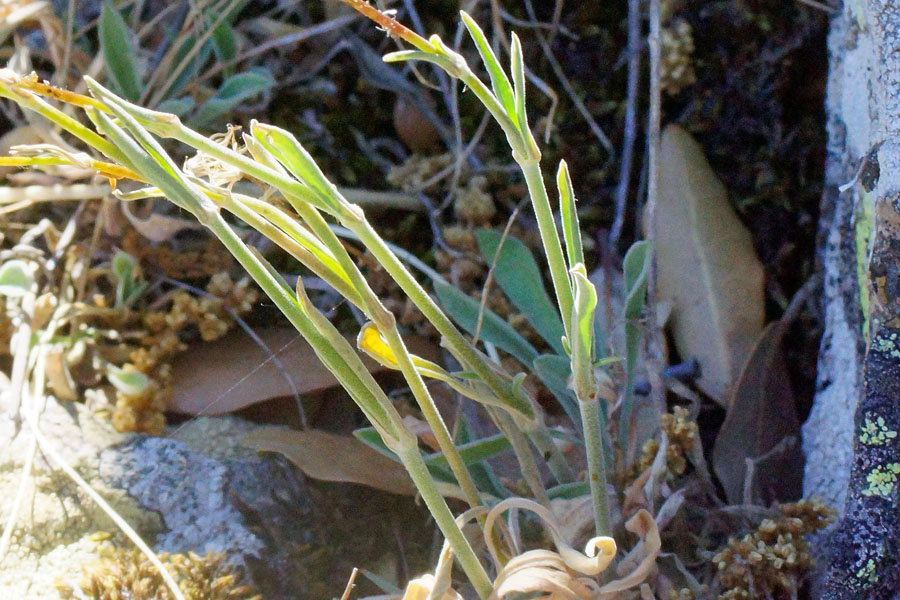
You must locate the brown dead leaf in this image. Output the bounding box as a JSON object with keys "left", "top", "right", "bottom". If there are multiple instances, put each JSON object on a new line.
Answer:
{"left": 242, "top": 428, "right": 418, "bottom": 495}
{"left": 169, "top": 327, "right": 344, "bottom": 415}
{"left": 169, "top": 326, "right": 439, "bottom": 416}
{"left": 711, "top": 322, "right": 802, "bottom": 505}
{"left": 655, "top": 125, "right": 765, "bottom": 405}
{"left": 120, "top": 201, "right": 205, "bottom": 242}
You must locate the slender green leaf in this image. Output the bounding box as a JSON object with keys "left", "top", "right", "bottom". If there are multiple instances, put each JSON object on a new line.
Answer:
{"left": 446, "top": 416, "right": 508, "bottom": 498}
{"left": 383, "top": 50, "right": 464, "bottom": 78}
{"left": 547, "top": 481, "right": 589, "bottom": 499}
{"left": 623, "top": 240, "right": 651, "bottom": 319}
{"left": 100, "top": 0, "right": 143, "bottom": 101}
{"left": 557, "top": 160, "right": 583, "bottom": 269}
{"left": 619, "top": 240, "right": 652, "bottom": 448}
{"left": 569, "top": 265, "right": 598, "bottom": 400}
{"left": 460, "top": 11, "right": 515, "bottom": 117}
{"left": 476, "top": 229, "right": 566, "bottom": 354}
{"left": 190, "top": 69, "right": 274, "bottom": 127}
{"left": 250, "top": 119, "right": 338, "bottom": 213}
{"left": 433, "top": 280, "right": 538, "bottom": 367}
{"left": 211, "top": 20, "right": 238, "bottom": 63}
{"left": 424, "top": 433, "right": 510, "bottom": 469}
{"left": 510, "top": 32, "right": 527, "bottom": 135}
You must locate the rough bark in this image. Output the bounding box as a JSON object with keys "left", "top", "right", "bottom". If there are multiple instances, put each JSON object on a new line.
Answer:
{"left": 805, "top": 1, "right": 900, "bottom": 596}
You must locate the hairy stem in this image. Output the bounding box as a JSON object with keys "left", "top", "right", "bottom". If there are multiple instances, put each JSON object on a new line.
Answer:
{"left": 579, "top": 397, "right": 611, "bottom": 537}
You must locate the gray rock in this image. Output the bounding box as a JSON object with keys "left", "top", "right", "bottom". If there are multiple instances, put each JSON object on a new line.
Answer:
{"left": 0, "top": 397, "right": 316, "bottom": 600}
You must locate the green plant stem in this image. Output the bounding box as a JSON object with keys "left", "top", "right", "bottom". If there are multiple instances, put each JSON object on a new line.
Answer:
{"left": 380, "top": 323, "right": 485, "bottom": 511}
{"left": 351, "top": 217, "right": 579, "bottom": 486}
{"left": 578, "top": 397, "right": 611, "bottom": 537}
{"left": 349, "top": 218, "right": 534, "bottom": 419}
{"left": 275, "top": 199, "right": 484, "bottom": 513}
{"left": 63, "top": 84, "right": 495, "bottom": 598}
{"left": 0, "top": 83, "right": 128, "bottom": 168}
{"left": 146, "top": 118, "right": 529, "bottom": 419}
{"left": 493, "top": 409, "right": 550, "bottom": 507}
{"left": 396, "top": 444, "right": 493, "bottom": 599}
{"left": 523, "top": 424, "right": 575, "bottom": 483}
{"left": 519, "top": 160, "right": 574, "bottom": 340}
{"left": 618, "top": 321, "right": 641, "bottom": 453}
{"left": 205, "top": 210, "right": 492, "bottom": 596}
{"left": 212, "top": 192, "right": 363, "bottom": 305}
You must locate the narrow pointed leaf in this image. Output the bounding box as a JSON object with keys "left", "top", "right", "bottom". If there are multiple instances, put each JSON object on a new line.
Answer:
{"left": 100, "top": 0, "right": 143, "bottom": 101}
{"left": 250, "top": 120, "right": 338, "bottom": 213}
{"left": 510, "top": 33, "right": 527, "bottom": 134}
{"left": 619, "top": 240, "right": 652, "bottom": 446}
{"left": 623, "top": 240, "right": 651, "bottom": 319}
{"left": 383, "top": 50, "right": 463, "bottom": 78}
{"left": 433, "top": 280, "right": 538, "bottom": 367}
{"left": 476, "top": 229, "right": 566, "bottom": 354}
{"left": 557, "top": 160, "right": 584, "bottom": 269}
{"left": 570, "top": 265, "right": 598, "bottom": 400}
{"left": 460, "top": 11, "right": 515, "bottom": 117}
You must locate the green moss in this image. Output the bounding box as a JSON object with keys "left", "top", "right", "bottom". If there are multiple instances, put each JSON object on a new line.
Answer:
{"left": 872, "top": 331, "right": 900, "bottom": 358}
{"left": 861, "top": 463, "right": 900, "bottom": 497}
{"left": 855, "top": 558, "right": 878, "bottom": 584}
{"left": 859, "top": 414, "right": 898, "bottom": 445}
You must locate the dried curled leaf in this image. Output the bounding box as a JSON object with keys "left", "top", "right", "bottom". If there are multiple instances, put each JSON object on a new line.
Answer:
{"left": 485, "top": 501, "right": 661, "bottom": 600}
{"left": 655, "top": 125, "right": 765, "bottom": 404}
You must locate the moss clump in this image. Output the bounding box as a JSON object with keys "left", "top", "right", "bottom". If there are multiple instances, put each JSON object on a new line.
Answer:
{"left": 712, "top": 499, "right": 835, "bottom": 599}
{"left": 110, "top": 273, "right": 258, "bottom": 434}
{"left": 56, "top": 547, "right": 260, "bottom": 600}
{"left": 634, "top": 406, "right": 699, "bottom": 479}
{"left": 661, "top": 19, "right": 696, "bottom": 95}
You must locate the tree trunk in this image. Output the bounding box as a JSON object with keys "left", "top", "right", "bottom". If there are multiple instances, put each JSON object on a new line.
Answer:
{"left": 805, "top": 1, "right": 900, "bottom": 596}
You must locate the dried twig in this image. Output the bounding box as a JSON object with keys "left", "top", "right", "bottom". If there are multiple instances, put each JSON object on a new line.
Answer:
{"left": 521, "top": 0, "right": 613, "bottom": 160}
{"left": 640, "top": 0, "right": 669, "bottom": 433}
{"left": 609, "top": 0, "right": 642, "bottom": 254}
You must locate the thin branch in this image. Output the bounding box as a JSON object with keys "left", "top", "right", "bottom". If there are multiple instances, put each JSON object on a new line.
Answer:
{"left": 521, "top": 0, "right": 615, "bottom": 163}
{"left": 609, "top": 0, "right": 642, "bottom": 254}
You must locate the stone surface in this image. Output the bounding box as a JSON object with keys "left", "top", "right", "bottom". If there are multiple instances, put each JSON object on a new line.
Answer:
{"left": 0, "top": 396, "right": 316, "bottom": 600}
{"left": 808, "top": 0, "right": 900, "bottom": 597}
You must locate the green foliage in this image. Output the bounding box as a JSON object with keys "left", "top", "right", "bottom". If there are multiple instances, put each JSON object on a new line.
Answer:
{"left": 100, "top": 0, "right": 143, "bottom": 101}
{"left": 0, "top": 7, "right": 666, "bottom": 595}
{"left": 476, "top": 229, "right": 566, "bottom": 354}
{"left": 619, "top": 240, "right": 652, "bottom": 447}
{"left": 433, "top": 280, "right": 539, "bottom": 367}
{"left": 100, "top": 0, "right": 268, "bottom": 128}
{"left": 106, "top": 364, "right": 150, "bottom": 396}
{"left": 111, "top": 251, "right": 148, "bottom": 308}
{"left": 0, "top": 259, "right": 33, "bottom": 297}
